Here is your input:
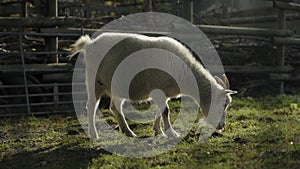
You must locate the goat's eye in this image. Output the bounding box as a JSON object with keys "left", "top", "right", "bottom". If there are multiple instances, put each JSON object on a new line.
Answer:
{"left": 97, "top": 81, "right": 103, "bottom": 86}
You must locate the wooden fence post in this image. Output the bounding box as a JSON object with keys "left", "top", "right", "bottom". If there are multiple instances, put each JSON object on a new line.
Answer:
{"left": 182, "top": 0, "right": 193, "bottom": 23}
{"left": 277, "top": 8, "right": 286, "bottom": 93}
{"left": 46, "top": 0, "right": 58, "bottom": 63}
{"left": 222, "top": 0, "right": 231, "bottom": 23}
{"left": 21, "top": 0, "right": 28, "bottom": 18}
{"left": 147, "top": 0, "right": 153, "bottom": 12}
{"left": 53, "top": 83, "right": 59, "bottom": 110}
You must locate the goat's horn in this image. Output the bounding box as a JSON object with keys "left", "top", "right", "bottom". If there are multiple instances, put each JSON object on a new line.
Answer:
{"left": 214, "top": 76, "right": 225, "bottom": 88}
{"left": 222, "top": 74, "right": 230, "bottom": 89}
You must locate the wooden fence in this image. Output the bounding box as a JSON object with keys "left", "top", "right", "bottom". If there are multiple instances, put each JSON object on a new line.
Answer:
{"left": 0, "top": 0, "right": 299, "bottom": 116}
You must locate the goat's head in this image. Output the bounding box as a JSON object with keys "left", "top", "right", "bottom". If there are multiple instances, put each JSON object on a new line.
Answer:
{"left": 212, "top": 74, "right": 237, "bottom": 130}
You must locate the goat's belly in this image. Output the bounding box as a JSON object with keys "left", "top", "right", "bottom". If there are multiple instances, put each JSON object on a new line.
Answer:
{"left": 128, "top": 69, "right": 180, "bottom": 101}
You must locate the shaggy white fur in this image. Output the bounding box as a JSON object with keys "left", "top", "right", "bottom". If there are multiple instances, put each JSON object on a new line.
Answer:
{"left": 69, "top": 33, "right": 236, "bottom": 139}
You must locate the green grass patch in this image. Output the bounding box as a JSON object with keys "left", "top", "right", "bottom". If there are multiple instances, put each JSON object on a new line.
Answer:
{"left": 0, "top": 95, "right": 299, "bottom": 169}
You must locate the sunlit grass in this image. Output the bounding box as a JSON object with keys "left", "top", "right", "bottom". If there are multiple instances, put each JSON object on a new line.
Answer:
{"left": 0, "top": 94, "right": 299, "bottom": 168}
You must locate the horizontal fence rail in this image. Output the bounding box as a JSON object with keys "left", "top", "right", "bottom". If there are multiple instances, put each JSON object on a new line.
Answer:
{"left": 0, "top": 82, "right": 86, "bottom": 117}
{"left": 0, "top": 29, "right": 85, "bottom": 117}
{"left": 1, "top": 0, "right": 300, "bottom": 116}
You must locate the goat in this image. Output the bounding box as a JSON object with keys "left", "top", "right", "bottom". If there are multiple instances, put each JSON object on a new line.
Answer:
{"left": 69, "top": 32, "right": 237, "bottom": 139}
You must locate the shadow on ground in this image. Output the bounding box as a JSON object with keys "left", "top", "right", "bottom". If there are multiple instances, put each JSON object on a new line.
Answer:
{"left": 0, "top": 142, "right": 111, "bottom": 169}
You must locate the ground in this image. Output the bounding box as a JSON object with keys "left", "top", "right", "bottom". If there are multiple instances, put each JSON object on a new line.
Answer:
{"left": 0, "top": 94, "right": 299, "bottom": 169}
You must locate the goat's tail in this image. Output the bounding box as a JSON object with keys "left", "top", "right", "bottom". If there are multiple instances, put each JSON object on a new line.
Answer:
{"left": 67, "top": 35, "right": 92, "bottom": 59}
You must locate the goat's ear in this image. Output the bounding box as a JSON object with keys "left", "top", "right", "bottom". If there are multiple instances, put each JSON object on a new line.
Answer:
{"left": 214, "top": 76, "right": 225, "bottom": 88}
{"left": 222, "top": 74, "right": 230, "bottom": 89}
{"left": 225, "top": 89, "right": 237, "bottom": 95}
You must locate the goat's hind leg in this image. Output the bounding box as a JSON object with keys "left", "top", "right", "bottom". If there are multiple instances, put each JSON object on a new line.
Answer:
{"left": 87, "top": 82, "right": 104, "bottom": 140}
{"left": 162, "top": 103, "right": 180, "bottom": 138}
{"left": 153, "top": 115, "right": 167, "bottom": 137}
{"left": 110, "top": 99, "right": 136, "bottom": 137}
{"left": 87, "top": 96, "right": 100, "bottom": 140}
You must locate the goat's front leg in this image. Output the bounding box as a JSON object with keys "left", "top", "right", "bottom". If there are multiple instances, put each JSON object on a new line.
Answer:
{"left": 153, "top": 115, "right": 167, "bottom": 137}
{"left": 110, "top": 99, "right": 136, "bottom": 137}
{"left": 162, "top": 104, "right": 180, "bottom": 138}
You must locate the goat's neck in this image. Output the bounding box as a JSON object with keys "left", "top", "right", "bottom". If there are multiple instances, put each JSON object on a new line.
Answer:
{"left": 194, "top": 71, "right": 213, "bottom": 116}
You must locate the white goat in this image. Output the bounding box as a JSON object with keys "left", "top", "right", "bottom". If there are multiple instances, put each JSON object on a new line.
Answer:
{"left": 69, "top": 33, "right": 237, "bottom": 139}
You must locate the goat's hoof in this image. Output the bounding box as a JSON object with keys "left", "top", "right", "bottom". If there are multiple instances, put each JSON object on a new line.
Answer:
{"left": 159, "top": 133, "right": 168, "bottom": 138}
{"left": 89, "top": 130, "right": 99, "bottom": 140}
{"left": 166, "top": 129, "right": 180, "bottom": 138}
{"left": 90, "top": 134, "right": 99, "bottom": 140}
{"left": 154, "top": 131, "right": 167, "bottom": 138}
{"left": 125, "top": 131, "right": 137, "bottom": 137}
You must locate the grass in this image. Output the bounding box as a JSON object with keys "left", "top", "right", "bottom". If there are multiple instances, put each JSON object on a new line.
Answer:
{"left": 0, "top": 94, "right": 299, "bottom": 169}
